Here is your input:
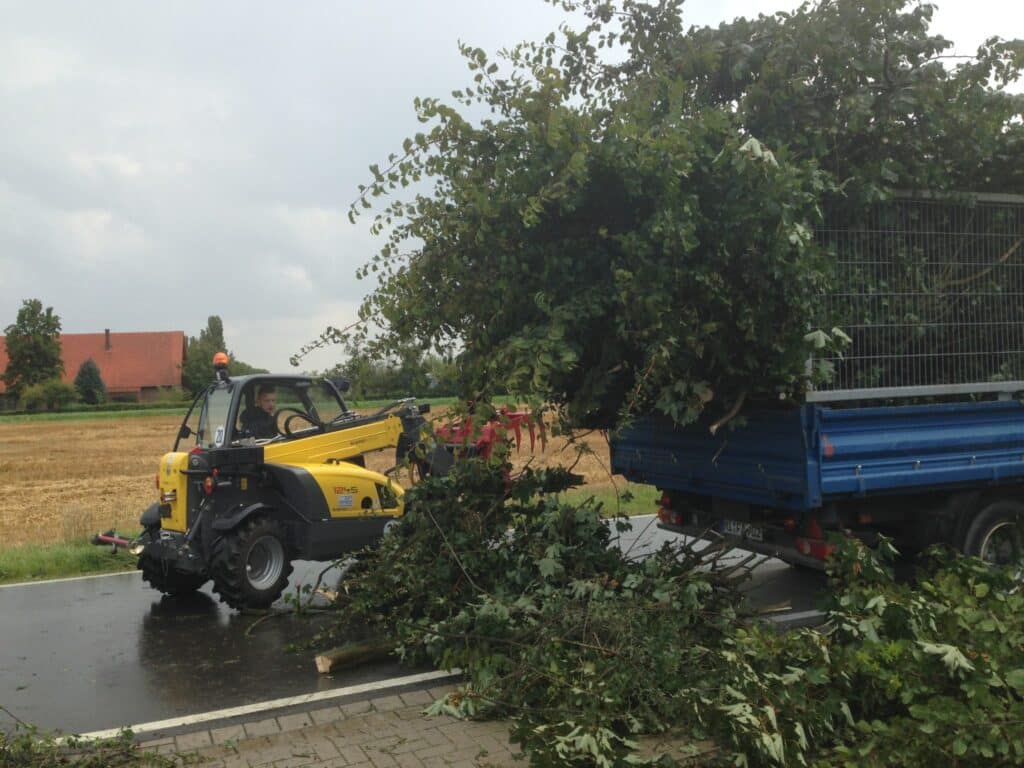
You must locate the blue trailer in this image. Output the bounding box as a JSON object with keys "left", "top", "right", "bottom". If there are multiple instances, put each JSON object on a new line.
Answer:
{"left": 612, "top": 400, "right": 1024, "bottom": 567}
{"left": 610, "top": 194, "right": 1024, "bottom": 568}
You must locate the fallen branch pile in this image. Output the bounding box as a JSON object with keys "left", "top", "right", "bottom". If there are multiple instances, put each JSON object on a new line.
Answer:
{"left": 320, "top": 460, "right": 1024, "bottom": 766}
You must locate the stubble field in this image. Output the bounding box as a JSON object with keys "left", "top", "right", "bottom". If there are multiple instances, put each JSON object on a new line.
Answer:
{"left": 0, "top": 410, "right": 643, "bottom": 549}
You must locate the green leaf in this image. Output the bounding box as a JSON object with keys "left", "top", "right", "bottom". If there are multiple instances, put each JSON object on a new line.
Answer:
{"left": 1006, "top": 669, "right": 1024, "bottom": 692}
{"left": 537, "top": 557, "right": 562, "bottom": 578}
{"left": 804, "top": 329, "right": 829, "bottom": 349}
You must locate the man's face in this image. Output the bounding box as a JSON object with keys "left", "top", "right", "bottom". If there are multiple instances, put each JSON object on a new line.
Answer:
{"left": 257, "top": 391, "right": 276, "bottom": 414}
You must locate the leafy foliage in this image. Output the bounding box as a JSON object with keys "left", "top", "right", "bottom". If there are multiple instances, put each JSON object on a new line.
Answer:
{"left": 0, "top": 714, "right": 174, "bottom": 767}
{"left": 329, "top": 460, "right": 743, "bottom": 764}
{"left": 2, "top": 299, "right": 63, "bottom": 401}
{"left": 181, "top": 315, "right": 267, "bottom": 395}
{"left": 348, "top": 0, "right": 1023, "bottom": 428}
{"left": 18, "top": 379, "right": 77, "bottom": 412}
{"left": 331, "top": 460, "right": 1024, "bottom": 766}
{"left": 73, "top": 358, "right": 107, "bottom": 405}
{"left": 713, "top": 541, "right": 1024, "bottom": 767}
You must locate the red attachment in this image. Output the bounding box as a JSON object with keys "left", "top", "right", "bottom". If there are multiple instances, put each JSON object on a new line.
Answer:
{"left": 669, "top": 510, "right": 685, "bottom": 527}
{"left": 657, "top": 492, "right": 682, "bottom": 526}
{"left": 91, "top": 532, "right": 132, "bottom": 549}
{"left": 795, "top": 517, "right": 833, "bottom": 560}
{"left": 203, "top": 476, "right": 214, "bottom": 496}
{"left": 822, "top": 434, "right": 835, "bottom": 458}
{"left": 434, "top": 407, "right": 545, "bottom": 460}
{"left": 796, "top": 537, "right": 836, "bottom": 561}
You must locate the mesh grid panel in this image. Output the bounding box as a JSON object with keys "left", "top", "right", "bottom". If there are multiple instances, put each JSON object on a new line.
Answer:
{"left": 812, "top": 195, "right": 1024, "bottom": 399}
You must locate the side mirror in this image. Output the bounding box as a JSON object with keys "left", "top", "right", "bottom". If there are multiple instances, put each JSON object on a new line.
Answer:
{"left": 178, "top": 425, "right": 192, "bottom": 440}
{"left": 332, "top": 377, "right": 351, "bottom": 393}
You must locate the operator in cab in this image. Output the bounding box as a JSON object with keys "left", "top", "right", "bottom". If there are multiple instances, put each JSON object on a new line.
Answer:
{"left": 240, "top": 384, "right": 278, "bottom": 439}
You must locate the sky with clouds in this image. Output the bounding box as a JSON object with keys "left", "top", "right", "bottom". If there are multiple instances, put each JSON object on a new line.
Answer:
{"left": 1, "top": 0, "right": 1021, "bottom": 373}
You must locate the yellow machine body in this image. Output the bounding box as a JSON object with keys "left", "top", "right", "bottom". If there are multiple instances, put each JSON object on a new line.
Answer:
{"left": 156, "top": 412, "right": 409, "bottom": 533}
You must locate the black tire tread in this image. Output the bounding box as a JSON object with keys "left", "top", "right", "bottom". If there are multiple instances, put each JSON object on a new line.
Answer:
{"left": 138, "top": 555, "right": 207, "bottom": 596}
{"left": 210, "top": 517, "right": 293, "bottom": 610}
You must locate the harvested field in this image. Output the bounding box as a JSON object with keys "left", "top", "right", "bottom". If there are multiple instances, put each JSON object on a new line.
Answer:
{"left": 0, "top": 411, "right": 633, "bottom": 548}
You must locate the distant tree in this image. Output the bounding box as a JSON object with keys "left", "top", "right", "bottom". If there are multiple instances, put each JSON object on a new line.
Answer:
{"left": 425, "top": 354, "right": 459, "bottom": 396}
{"left": 329, "top": 342, "right": 460, "bottom": 400}
{"left": 181, "top": 315, "right": 268, "bottom": 395}
{"left": 3, "top": 299, "right": 63, "bottom": 400}
{"left": 74, "top": 358, "right": 107, "bottom": 405}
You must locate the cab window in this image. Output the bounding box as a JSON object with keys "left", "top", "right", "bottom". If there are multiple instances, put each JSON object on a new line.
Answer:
{"left": 308, "top": 380, "right": 346, "bottom": 424}
{"left": 197, "top": 386, "right": 233, "bottom": 448}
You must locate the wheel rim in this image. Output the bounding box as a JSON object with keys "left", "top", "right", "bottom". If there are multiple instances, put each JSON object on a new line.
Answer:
{"left": 245, "top": 535, "right": 285, "bottom": 591}
{"left": 978, "top": 520, "right": 1022, "bottom": 568}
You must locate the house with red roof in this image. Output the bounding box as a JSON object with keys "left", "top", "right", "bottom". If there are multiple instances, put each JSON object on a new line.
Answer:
{"left": 0, "top": 329, "right": 186, "bottom": 402}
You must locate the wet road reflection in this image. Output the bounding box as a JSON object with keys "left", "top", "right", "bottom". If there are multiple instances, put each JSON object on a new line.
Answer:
{"left": 1, "top": 517, "right": 825, "bottom": 735}
{"left": 0, "top": 563, "right": 407, "bottom": 735}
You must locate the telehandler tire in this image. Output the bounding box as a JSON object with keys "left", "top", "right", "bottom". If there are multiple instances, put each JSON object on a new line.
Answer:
{"left": 139, "top": 555, "right": 208, "bottom": 596}
{"left": 211, "top": 517, "right": 293, "bottom": 610}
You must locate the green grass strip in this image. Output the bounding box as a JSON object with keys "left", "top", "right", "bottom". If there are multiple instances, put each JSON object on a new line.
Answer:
{"left": 563, "top": 482, "right": 661, "bottom": 518}
{"left": 0, "top": 540, "right": 139, "bottom": 584}
{"left": 0, "top": 407, "right": 187, "bottom": 423}
{"left": 0, "top": 396, "right": 475, "bottom": 423}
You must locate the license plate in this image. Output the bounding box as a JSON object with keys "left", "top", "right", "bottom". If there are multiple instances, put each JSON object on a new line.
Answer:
{"left": 722, "top": 519, "right": 764, "bottom": 542}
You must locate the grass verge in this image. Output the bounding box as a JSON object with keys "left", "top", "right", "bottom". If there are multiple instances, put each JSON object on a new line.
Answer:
{"left": 563, "top": 482, "right": 660, "bottom": 517}
{"left": 0, "top": 396, "right": 468, "bottom": 423}
{"left": 0, "top": 407, "right": 186, "bottom": 424}
{"left": 0, "top": 539, "right": 138, "bottom": 585}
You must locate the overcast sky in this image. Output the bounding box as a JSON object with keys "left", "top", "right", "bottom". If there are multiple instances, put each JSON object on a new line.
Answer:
{"left": 1, "top": 1, "right": 1021, "bottom": 374}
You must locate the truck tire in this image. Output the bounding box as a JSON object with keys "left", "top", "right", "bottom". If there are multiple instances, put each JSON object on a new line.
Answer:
{"left": 961, "top": 500, "right": 1024, "bottom": 568}
{"left": 139, "top": 555, "right": 208, "bottom": 596}
{"left": 210, "top": 517, "right": 293, "bottom": 610}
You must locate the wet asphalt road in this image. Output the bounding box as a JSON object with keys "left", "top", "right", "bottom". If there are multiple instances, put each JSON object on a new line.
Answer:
{"left": 0, "top": 560, "right": 409, "bottom": 735}
{"left": 0, "top": 516, "right": 825, "bottom": 736}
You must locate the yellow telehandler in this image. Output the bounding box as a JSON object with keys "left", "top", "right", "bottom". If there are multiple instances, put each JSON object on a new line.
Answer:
{"left": 132, "top": 354, "right": 442, "bottom": 610}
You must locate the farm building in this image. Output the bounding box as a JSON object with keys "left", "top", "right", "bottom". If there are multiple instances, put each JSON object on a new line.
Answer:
{"left": 0, "top": 329, "right": 186, "bottom": 402}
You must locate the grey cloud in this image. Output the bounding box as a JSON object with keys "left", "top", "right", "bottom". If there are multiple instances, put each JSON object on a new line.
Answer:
{"left": 1, "top": 0, "right": 1019, "bottom": 371}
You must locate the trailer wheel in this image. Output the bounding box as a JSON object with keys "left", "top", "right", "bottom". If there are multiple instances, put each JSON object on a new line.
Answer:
{"left": 211, "top": 517, "right": 293, "bottom": 610}
{"left": 962, "top": 500, "right": 1024, "bottom": 570}
{"left": 138, "top": 555, "right": 208, "bottom": 596}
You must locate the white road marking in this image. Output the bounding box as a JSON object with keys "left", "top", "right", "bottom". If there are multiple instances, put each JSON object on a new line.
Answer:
{"left": 76, "top": 669, "right": 460, "bottom": 740}
{"left": 0, "top": 570, "right": 141, "bottom": 589}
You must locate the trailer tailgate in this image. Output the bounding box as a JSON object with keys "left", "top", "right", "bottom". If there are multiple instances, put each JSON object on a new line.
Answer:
{"left": 611, "top": 408, "right": 819, "bottom": 511}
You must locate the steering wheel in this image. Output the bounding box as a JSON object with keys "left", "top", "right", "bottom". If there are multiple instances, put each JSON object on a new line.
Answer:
{"left": 273, "top": 408, "right": 322, "bottom": 437}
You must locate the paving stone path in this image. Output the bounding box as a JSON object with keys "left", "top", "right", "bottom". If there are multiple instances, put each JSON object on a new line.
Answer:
{"left": 141, "top": 685, "right": 521, "bottom": 767}
{"left": 139, "top": 683, "right": 708, "bottom": 767}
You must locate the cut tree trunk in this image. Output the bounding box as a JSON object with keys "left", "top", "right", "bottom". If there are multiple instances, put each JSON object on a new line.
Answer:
{"left": 315, "top": 640, "right": 394, "bottom": 674}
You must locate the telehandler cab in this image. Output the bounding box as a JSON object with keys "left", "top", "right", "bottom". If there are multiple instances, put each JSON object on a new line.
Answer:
{"left": 133, "top": 354, "right": 437, "bottom": 610}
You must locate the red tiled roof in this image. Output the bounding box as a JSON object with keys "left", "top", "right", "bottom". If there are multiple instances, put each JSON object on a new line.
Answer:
{"left": 0, "top": 331, "right": 186, "bottom": 394}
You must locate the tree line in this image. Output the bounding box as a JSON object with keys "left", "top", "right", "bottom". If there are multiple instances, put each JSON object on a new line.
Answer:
{"left": 0, "top": 301, "right": 272, "bottom": 410}
{"left": 1, "top": 299, "right": 442, "bottom": 411}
